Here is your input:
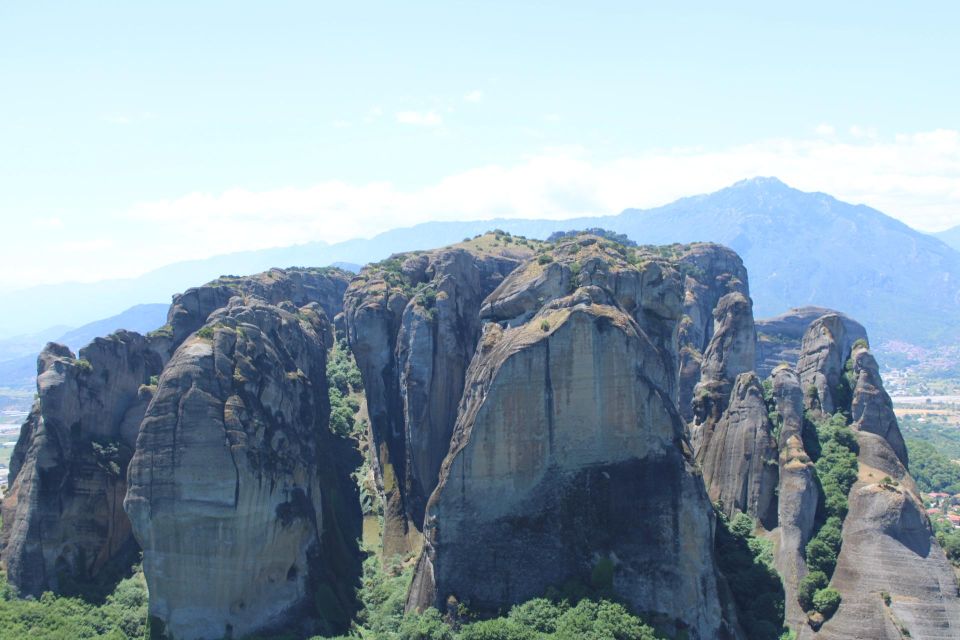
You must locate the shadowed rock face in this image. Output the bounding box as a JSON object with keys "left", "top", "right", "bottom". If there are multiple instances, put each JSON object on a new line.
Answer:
{"left": 698, "top": 372, "right": 778, "bottom": 527}
{"left": 164, "top": 267, "right": 352, "bottom": 349}
{"left": 407, "top": 238, "right": 730, "bottom": 639}
{"left": 797, "top": 314, "right": 864, "bottom": 415}
{"left": 810, "top": 346, "right": 960, "bottom": 640}
{"left": 690, "top": 291, "right": 756, "bottom": 459}
{"left": 124, "top": 299, "right": 361, "bottom": 640}
{"left": 755, "top": 307, "right": 866, "bottom": 380}
{"left": 0, "top": 331, "right": 163, "bottom": 597}
{"left": 770, "top": 366, "right": 819, "bottom": 630}
{"left": 343, "top": 237, "right": 534, "bottom": 556}
{"left": 675, "top": 244, "right": 750, "bottom": 423}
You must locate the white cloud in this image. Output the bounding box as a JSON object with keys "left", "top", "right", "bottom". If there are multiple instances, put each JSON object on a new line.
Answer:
{"left": 396, "top": 110, "right": 443, "bottom": 126}
{"left": 815, "top": 123, "right": 835, "bottom": 136}
{"left": 544, "top": 113, "right": 562, "bottom": 123}
{"left": 7, "top": 128, "right": 960, "bottom": 290}
{"left": 333, "top": 120, "right": 351, "bottom": 128}
{"left": 464, "top": 90, "right": 483, "bottom": 103}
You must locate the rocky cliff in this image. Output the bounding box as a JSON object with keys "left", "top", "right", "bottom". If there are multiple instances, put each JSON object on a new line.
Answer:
{"left": 797, "top": 313, "right": 866, "bottom": 415}
{"left": 406, "top": 236, "right": 732, "bottom": 639}
{"left": 162, "top": 266, "right": 351, "bottom": 350}
{"left": 342, "top": 234, "right": 536, "bottom": 556}
{"left": 755, "top": 307, "right": 866, "bottom": 380}
{"left": 675, "top": 244, "right": 750, "bottom": 423}
{"left": 810, "top": 343, "right": 960, "bottom": 640}
{"left": 124, "top": 298, "right": 361, "bottom": 640}
{"left": 0, "top": 331, "right": 163, "bottom": 597}
{"left": 770, "top": 365, "right": 819, "bottom": 630}
{"left": 698, "top": 372, "right": 778, "bottom": 527}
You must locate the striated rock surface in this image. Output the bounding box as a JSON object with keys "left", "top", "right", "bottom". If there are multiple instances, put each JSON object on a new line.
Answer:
{"left": 1, "top": 332, "right": 163, "bottom": 597}
{"left": 690, "top": 291, "right": 756, "bottom": 458}
{"left": 674, "top": 244, "right": 750, "bottom": 422}
{"left": 770, "top": 365, "right": 819, "bottom": 630}
{"left": 162, "top": 266, "right": 351, "bottom": 350}
{"left": 343, "top": 235, "right": 535, "bottom": 556}
{"left": 796, "top": 313, "right": 865, "bottom": 414}
{"left": 124, "top": 299, "right": 361, "bottom": 640}
{"left": 407, "top": 237, "right": 731, "bottom": 639}
{"left": 810, "top": 345, "right": 960, "bottom": 640}
{"left": 849, "top": 347, "right": 908, "bottom": 466}
{"left": 698, "top": 372, "right": 778, "bottom": 526}
{"left": 755, "top": 307, "right": 865, "bottom": 379}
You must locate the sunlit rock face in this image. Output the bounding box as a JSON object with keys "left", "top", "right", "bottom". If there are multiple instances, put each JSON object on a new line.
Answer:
{"left": 124, "top": 299, "right": 361, "bottom": 640}
{"left": 343, "top": 237, "right": 533, "bottom": 557}
{"left": 1, "top": 331, "right": 163, "bottom": 597}
{"left": 407, "top": 237, "right": 733, "bottom": 639}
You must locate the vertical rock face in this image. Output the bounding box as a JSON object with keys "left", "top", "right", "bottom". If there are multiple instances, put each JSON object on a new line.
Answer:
{"left": 813, "top": 345, "right": 960, "bottom": 640}
{"left": 343, "top": 237, "right": 534, "bottom": 556}
{"left": 796, "top": 313, "right": 864, "bottom": 414}
{"left": 849, "top": 347, "right": 908, "bottom": 466}
{"left": 754, "top": 307, "right": 865, "bottom": 379}
{"left": 675, "top": 244, "right": 750, "bottom": 422}
{"left": 698, "top": 372, "right": 778, "bottom": 526}
{"left": 408, "top": 238, "right": 730, "bottom": 639}
{"left": 770, "top": 366, "right": 819, "bottom": 630}
{"left": 164, "top": 267, "right": 352, "bottom": 349}
{"left": 690, "top": 291, "right": 756, "bottom": 458}
{"left": 0, "top": 332, "right": 163, "bottom": 597}
{"left": 125, "top": 299, "right": 361, "bottom": 640}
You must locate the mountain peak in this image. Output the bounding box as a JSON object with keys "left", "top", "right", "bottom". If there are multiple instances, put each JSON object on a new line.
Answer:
{"left": 731, "top": 176, "right": 790, "bottom": 190}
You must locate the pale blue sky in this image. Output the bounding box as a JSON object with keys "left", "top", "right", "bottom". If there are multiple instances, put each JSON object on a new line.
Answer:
{"left": 2, "top": 1, "right": 959, "bottom": 290}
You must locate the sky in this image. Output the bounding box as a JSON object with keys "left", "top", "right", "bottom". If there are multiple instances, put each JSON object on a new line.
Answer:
{"left": 2, "top": 1, "right": 959, "bottom": 292}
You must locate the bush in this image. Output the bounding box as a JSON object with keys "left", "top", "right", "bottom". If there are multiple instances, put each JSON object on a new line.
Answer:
{"left": 812, "top": 588, "right": 841, "bottom": 617}
{"left": 538, "top": 254, "right": 554, "bottom": 265}
{"left": 797, "top": 571, "right": 828, "bottom": 612}
{"left": 460, "top": 618, "right": 538, "bottom": 640}
{"left": 805, "top": 538, "right": 838, "bottom": 577}
{"left": 396, "top": 608, "right": 454, "bottom": 640}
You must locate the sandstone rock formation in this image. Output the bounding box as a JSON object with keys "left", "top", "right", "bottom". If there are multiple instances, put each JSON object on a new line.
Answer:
{"left": 689, "top": 290, "right": 756, "bottom": 462}
{"left": 755, "top": 307, "right": 865, "bottom": 380}
{"left": 796, "top": 313, "right": 866, "bottom": 415}
{"left": 125, "top": 298, "right": 361, "bottom": 640}
{"left": 809, "top": 344, "right": 960, "bottom": 640}
{"left": 407, "top": 237, "right": 731, "bottom": 638}
{"left": 342, "top": 235, "right": 535, "bottom": 556}
{"left": 1, "top": 332, "right": 163, "bottom": 597}
{"left": 162, "top": 266, "right": 351, "bottom": 350}
{"left": 698, "top": 372, "right": 778, "bottom": 526}
{"left": 769, "top": 365, "right": 819, "bottom": 630}
{"left": 674, "top": 244, "right": 750, "bottom": 422}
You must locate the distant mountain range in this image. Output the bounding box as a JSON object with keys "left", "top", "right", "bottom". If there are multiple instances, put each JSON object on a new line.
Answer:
{"left": 3, "top": 177, "right": 958, "bottom": 348}
{"left": 0, "top": 304, "right": 168, "bottom": 409}
{"left": 936, "top": 224, "right": 960, "bottom": 251}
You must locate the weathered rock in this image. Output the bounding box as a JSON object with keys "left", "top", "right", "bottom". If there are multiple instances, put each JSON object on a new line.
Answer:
{"left": 755, "top": 307, "right": 866, "bottom": 380}
{"left": 810, "top": 346, "right": 960, "bottom": 640}
{"left": 343, "top": 235, "right": 535, "bottom": 556}
{"left": 699, "top": 372, "right": 778, "bottom": 527}
{"left": 162, "top": 267, "right": 351, "bottom": 350}
{"left": 690, "top": 291, "right": 756, "bottom": 456}
{"left": 124, "top": 299, "right": 361, "bottom": 640}
{"left": 675, "top": 244, "right": 750, "bottom": 422}
{"left": 770, "top": 366, "right": 819, "bottom": 630}
{"left": 0, "top": 332, "right": 163, "bottom": 597}
{"left": 797, "top": 313, "right": 864, "bottom": 414}
{"left": 407, "top": 238, "right": 731, "bottom": 639}
{"left": 849, "top": 346, "right": 908, "bottom": 466}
